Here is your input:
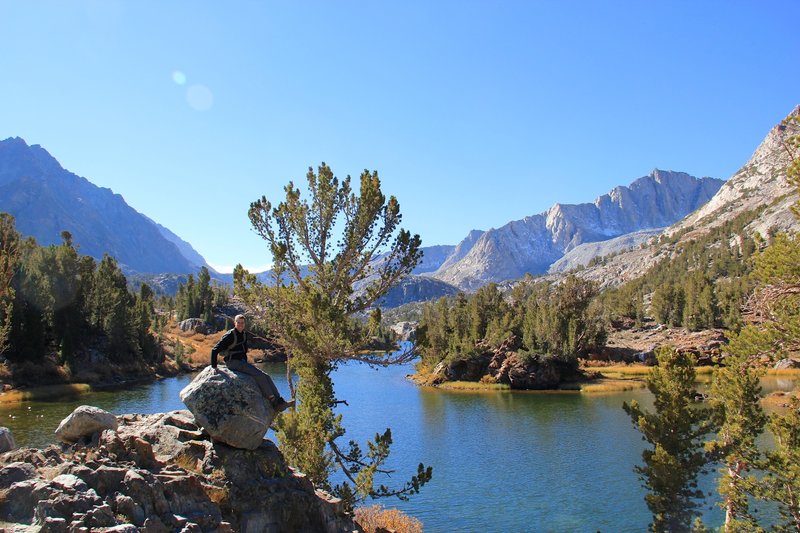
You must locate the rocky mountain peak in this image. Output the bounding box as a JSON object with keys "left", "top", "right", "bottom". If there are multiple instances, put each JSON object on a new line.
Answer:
{"left": 670, "top": 105, "right": 800, "bottom": 238}
{"left": 429, "top": 170, "right": 724, "bottom": 290}
{"left": 569, "top": 104, "right": 800, "bottom": 290}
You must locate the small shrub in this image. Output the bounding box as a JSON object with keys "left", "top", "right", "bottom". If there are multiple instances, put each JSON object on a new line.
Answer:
{"left": 354, "top": 505, "right": 424, "bottom": 533}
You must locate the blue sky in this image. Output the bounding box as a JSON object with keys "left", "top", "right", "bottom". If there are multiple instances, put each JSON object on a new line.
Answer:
{"left": 1, "top": 1, "right": 798, "bottom": 273}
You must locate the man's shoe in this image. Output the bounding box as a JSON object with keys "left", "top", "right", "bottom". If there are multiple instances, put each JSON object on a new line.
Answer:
{"left": 273, "top": 397, "right": 295, "bottom": 412}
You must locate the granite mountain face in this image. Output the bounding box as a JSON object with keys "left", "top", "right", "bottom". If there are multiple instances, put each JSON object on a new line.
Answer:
{"left": 8, "top": 102, "right": 794, "bottom": 301}
{"left": 428, "top": 170, "right": 724, "bottom": 290}
{"left": 568, "top": 105, "right": 800, "bottom": 289}
{"left": 0, "top": 137, "right": 212, "bottom": 274}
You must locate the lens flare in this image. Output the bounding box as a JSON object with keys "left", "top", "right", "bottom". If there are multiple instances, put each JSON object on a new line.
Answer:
{"left": 172, "top": 71, "right": 187, "bottom": 85}
{"left": 186, "top": 84, "right": 213, "bottom": 111}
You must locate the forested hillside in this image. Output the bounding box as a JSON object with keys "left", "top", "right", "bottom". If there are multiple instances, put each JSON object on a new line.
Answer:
{"left": 0, "top": 214, "right": 227, "bottom": 387}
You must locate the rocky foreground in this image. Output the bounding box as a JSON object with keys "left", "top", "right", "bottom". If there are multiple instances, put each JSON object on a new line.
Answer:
{"left": 0, "top": 368, "right": 359, "bottom": 533}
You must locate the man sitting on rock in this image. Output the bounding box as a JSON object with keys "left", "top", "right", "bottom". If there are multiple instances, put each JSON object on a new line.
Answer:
{"left": 211, "top": 314, "right": 294, "bottom": 412}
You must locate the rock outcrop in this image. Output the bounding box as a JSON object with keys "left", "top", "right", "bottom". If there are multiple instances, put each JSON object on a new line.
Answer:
{"left": 0, "top": 409, "right": 357, "bottom": 532}
{"left": 178, "top": 318, "right": 213, "bottom": 334}
{"left": 428, "top": 336, "right": 579, "bottom": 390}
{"left": 179, "top": 366, "right": 274, "bottom": 450}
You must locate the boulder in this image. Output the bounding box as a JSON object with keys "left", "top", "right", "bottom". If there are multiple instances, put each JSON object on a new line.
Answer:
{"left": 178, "top": 318, "right": 212, "bottom": 334}
{"left": 0, "top": 461, "right": 36, "bottom": 489}
{"left": 179, "top": 366, "right": 274, "bottom": 450}
{"left": 774, "top": 358, "right": 800, "bottom": 370}
{"left": 55, "top": 406, "right": 118, "bottom": 444}
{"left": 0, "top": 426, "right": 15, "bottom": 452}
{"left": 494, "top": 353, "right": 564, "bottom": 390}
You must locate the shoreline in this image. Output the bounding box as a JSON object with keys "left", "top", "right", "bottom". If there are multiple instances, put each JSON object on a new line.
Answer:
{"left": 410, "top": 364, "right": 800, "bottom": 394}
{"left": 0, "top": 363, "right": 202, "bottom": 405}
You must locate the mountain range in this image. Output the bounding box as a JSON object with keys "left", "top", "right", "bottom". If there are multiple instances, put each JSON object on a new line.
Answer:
{"left": 4, "top": 105, "right": 797, "bottom": 305}
{"left": 424, "top": 170, "right": 724, "bottom": 290}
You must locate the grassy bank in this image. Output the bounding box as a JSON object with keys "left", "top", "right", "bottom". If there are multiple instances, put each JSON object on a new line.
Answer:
{"left": 561, "top": 378, "right": 647, "bottom": 393}
{"left": 436, "top": 380, "right": 511, "bottom": 391}
{"left": 0, "top": 383, "right": 93, "bottom": 403}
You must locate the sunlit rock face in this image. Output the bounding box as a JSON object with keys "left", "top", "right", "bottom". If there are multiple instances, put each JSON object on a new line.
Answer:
{"left": 179, "top": 366, "right": 274, "bottom": 450}
{"left": 430, "top": 170, "right": 723, "bottom": 290}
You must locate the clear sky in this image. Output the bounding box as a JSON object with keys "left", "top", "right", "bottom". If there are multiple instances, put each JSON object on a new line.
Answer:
{"left": 1, "top": 1, "right": 798, "bottom": 273}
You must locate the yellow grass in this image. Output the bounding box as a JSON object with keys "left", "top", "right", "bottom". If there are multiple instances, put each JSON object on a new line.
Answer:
{"left": 163, "top": 323, "right": 225, "bottom": 366}
{"left": 766, "top": 368, "right": 800, "bottom": 376}
{"left": 436, "top": 380, "right": 511, "bottom": 391}
{"left": 592, "top": 365, "right": 652, "bottom": 376}
{"left": 560, "top": 378, "right": 647, "bottom": 393}
{"left": 355, "top": 505, "right": 424, "bottom": 533}
{"left": 579, "top": 379, "right": 647, "bottom": 393}
{"left": 594, "top": 365, "right": 715, "bottom": 377}
{"left": 0, "top": 383, "right": 92, "bottom": 404}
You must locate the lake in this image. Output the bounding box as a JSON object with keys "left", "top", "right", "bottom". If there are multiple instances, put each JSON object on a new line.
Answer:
{"left": 1, "top": 361, "right": 796, "bottom": 533}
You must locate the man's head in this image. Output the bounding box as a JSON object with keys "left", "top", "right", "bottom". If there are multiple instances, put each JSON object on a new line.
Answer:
{"left": 234, "top": 314, "right": 246, "bottom": 332}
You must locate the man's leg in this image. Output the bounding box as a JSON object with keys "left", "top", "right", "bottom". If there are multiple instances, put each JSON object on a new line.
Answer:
{"left": 226, "top": 359, "right": 281, "bottom": 400}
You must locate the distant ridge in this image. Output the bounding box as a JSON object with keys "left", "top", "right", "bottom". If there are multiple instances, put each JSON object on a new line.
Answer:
{"left": 0, "top": 137, "right": 212, "bottom": 274}
{"left": 428, "top": 170, "right": 724, "bottom": 290}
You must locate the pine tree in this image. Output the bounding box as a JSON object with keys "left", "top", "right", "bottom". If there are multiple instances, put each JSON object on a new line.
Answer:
{"left": 751, "top": 398, "right": 800, "bottom": 532}
{"left": 91, "top": 255, "right": 133, "bottom": 359}
{"left": 705, "top": 353, "right": 767, "bottom": 531}
{"left": 237, "top": 163, "right": 431, "bottom": 507}
{"left": 0, "top": 213, "right": 20, "bottom": 356}
{"left": 51, "top": 231, "right": 85, "bottom": 367}
{"left": 624, "top": 346, "right": 712, "bottom": 532}
{"left": 197, "top": 266, "right": 213, "bottom": 323}
{"left": 133, "top": 283, "right": 156, "bottom": 359}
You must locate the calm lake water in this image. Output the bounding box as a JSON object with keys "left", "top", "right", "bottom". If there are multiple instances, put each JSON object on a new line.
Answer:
{"left": 1, "top": 359, "right": 796, "bottom": 533}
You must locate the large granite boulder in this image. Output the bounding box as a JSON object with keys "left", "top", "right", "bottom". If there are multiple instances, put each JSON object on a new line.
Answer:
{"left": 55, "top": 406, "right": 118, "bottom": 444}
{"left": 179, "top": 366, "right": 274, "bottom": 450}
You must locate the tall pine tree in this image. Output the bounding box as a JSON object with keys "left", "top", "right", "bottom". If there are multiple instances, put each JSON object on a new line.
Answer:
{"left": 624, "top": 346, "right": 712, "bottom": 532}
{"left": 237, "top": 163, "right": 431, "bottom": 508}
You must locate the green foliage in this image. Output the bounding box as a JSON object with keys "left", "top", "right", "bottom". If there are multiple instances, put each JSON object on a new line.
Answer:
{"left": 751, "top": 398, "right": 800, "bottom": 532}
{"left": 705, "top": 354, "right": 767, "bottom": 530}
{"left": 416, "top": 276, "right": 605, "bottom": 370}
{"left": 237, "top": 163, "right": 429, "bottom": 509}
{"left": 710, "top": 116, "right": 800, "bottom": 532}
{"left": 682, "top": 271, "right": 717, "bottom": 332}
{"left": 597, "top": 210, "right": 762, "bottom": 331}
{"left": 0, "top": 213, "right": 20, "bottom": 355}
{"left": 173, "top": 339, "right": 185, "bottom": 366}
{"left": 92, "top": 255, "right": 134, "bottom": 359}
{"left": 175, "top": 266, "right": 223, "bottom": 326}
{"left": 623, "top": 346, "right": 712, "bottom": 533}
{"left": 0, "top": 213, "right": 160, "bottom": 368}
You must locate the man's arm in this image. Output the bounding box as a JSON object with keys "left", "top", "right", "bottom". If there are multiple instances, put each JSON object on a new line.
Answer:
{"left": 210, "top": 330, "right": 234, "bottom": 368}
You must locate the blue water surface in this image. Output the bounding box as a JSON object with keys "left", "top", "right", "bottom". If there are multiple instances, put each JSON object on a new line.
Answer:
{"left": 2, "top": 358, "right": 795, "bottom": 532}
